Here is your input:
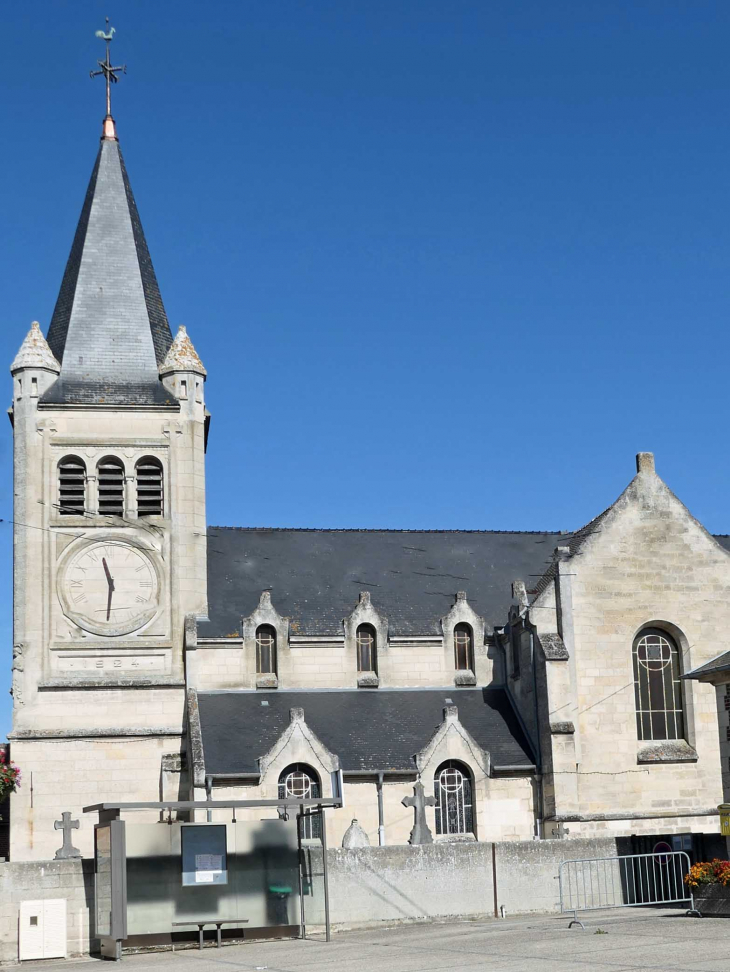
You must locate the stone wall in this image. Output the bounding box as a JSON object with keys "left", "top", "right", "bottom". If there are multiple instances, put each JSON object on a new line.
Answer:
{"left": 325, "top": 837, "right": 620, "bottom": 927}
{"left": 195, "top": 637, "right": 496, "bottom": 691}
{"left": 209, "top": 774, "right": 535, "bottom": 848}
{"left": 0, "top": 860, "right": 93, "bottom": 965}
{"left": 10, "top": 734, "right": 184, "bottom": 861}
{"left": 0, "top": 838, "right": 624, "bottom": 962}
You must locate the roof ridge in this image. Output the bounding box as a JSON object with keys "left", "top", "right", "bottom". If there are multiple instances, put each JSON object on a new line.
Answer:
{"left": 199, "top": 686, "right": 501, "bottom": 694}
{"left": 207, "top": 526, "right": 570, "bottom": 536}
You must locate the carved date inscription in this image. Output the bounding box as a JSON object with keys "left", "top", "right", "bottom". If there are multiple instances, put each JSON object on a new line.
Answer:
{"left": 56, "top": 653, "right": 165, "bottom": 674}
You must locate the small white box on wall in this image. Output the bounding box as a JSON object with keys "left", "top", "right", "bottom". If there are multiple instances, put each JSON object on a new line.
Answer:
{"left": 18, "top": 899, "right": 67, "bottom": 961}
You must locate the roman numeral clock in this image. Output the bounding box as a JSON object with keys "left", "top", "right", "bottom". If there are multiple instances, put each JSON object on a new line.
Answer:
{"left": 58, "top": 539, "right": 161, "bottom": 637}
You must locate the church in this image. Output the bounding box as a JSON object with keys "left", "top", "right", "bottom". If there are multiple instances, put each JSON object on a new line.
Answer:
{"left": 8, "top": 62, "right": 730, "bottom": 868}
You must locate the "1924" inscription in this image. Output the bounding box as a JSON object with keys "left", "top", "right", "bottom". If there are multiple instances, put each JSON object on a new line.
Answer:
{"left": 55, "top": 654, "right": 165, "bottom": 674}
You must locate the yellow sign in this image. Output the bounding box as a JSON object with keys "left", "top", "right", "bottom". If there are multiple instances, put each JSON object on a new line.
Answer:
{"left": 718, "top": 804, "right": 730, "bottom": 836}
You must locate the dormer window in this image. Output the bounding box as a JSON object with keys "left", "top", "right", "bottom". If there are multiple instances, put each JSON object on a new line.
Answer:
{"left": 256, "top": 625, "right": 277, "bottom": 675}
{"left": 97, "top": 457, "right": 125, "bottom": 516}
{"left": 58, "top": 457, "right": 86, "bottom": 515}
{"left": 136, "top": 457, "right": 163, "bottom": 517}
{"left": 454, "top": 623, "right": 474, "bottom": 671}
{"left": 356, "top": 624, "right": 377, "bottom": 673}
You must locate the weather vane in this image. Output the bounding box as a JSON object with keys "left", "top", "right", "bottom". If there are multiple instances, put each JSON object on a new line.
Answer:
{"left": 90, "top": 18, "right": 126, "bottom": 118}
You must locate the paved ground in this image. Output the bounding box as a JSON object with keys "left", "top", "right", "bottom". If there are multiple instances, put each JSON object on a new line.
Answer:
{"left": 15, "top": 909, "right": 730, "bottom": 971}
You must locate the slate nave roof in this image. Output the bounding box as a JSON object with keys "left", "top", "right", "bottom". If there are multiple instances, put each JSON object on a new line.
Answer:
{"left": 200, "top": 526, "right": 572, "bottom": 638}
{"left": 200, "top": 527, "right": 730, "bottom": 640}
{"left": 198, "top": 687, "right": 535, "bottom": 775}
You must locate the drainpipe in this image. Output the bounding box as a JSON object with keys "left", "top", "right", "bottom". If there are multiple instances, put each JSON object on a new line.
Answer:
{"left": 529, "top": 628, "right": 544, "bottom": 838}
{"left": 377, "top": 772, "right": 385, "bottom": 846}
{"left": 205, "top": 775, "right": 213, "bottom": 822}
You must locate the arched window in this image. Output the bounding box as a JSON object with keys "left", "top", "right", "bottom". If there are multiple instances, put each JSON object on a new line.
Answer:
{"left": 136, "top": 457, "right": 163, "bottom": 517}
{"left": 58, "top": 456, "right": 86, "bottom": 515}
{"left": 434, "top": 761, "right": 474, "bottom": 837}
{"left": 278, "top": 764, "right": 322, "bottom": 839}
{"left": 356, "top": 624, "right": 377, "bottom": 673}
{"left": 97, "top": 457, "right": 125, "bottom": 516}
{"left": 256, "top": 625, "right": 277, "bottom": 675}
{"left": 454, "top": 623, "right": 474, "bottom": 672}
{"left": 633, "top": 628, "right": 685, "bottom": 741}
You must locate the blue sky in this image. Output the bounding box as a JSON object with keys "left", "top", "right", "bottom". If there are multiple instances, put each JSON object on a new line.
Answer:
{"left": 1, "top": 1, "right": 729, "bottom": 737}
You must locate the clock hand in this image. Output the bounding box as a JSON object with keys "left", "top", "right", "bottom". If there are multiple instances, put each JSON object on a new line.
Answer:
{"left": 102, "top": 557, "right": 115, "bottom": 621}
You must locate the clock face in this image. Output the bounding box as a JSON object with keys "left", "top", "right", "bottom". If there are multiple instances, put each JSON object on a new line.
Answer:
{"left": 59, "top": 540, "right": 160, "bottom": 636}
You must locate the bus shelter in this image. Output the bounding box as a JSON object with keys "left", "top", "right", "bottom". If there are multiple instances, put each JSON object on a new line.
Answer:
{"left": 83, "top": 798, "right": 341, "bottom": 960}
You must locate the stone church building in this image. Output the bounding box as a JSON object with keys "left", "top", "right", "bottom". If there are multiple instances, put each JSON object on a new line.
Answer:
{"left": 8, "top": 106, "right": 730, "bottom": 863}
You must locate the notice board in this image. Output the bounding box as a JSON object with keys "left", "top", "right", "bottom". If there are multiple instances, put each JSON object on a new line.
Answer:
{"left": 181, "top": 825, "right": 228, "bottom": 886}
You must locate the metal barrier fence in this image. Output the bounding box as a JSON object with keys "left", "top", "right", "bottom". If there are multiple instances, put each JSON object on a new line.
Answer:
{"left": 559, "top": 851, "right": 699, "bottom": 928}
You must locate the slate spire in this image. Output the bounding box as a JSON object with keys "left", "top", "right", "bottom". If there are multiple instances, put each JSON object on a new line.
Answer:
{"left": 43, "top": 122, "right": 174, "bottom": 405}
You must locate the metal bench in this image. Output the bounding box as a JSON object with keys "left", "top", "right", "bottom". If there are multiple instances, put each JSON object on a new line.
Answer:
{"left": 172, "top": 918, "right": 249, "bottom": 950}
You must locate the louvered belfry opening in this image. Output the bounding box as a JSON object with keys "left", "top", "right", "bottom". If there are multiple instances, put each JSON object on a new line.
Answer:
{"left": 97, "top": 458, "right": 125, "bottom": 516}
{"left": 136, "top": 457, "right": 163, "bottom": 516}
{"left": 58, "top": 457, "right": 86, "bottom": 515}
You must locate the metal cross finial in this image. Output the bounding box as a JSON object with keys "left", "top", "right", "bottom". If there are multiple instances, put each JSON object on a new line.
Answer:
{"left": 90, "top": 17, "right": 126, "bottom": 118}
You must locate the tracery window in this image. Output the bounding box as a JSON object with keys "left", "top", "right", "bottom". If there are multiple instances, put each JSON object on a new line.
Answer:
{"left": 454, "top": 623, "right": 474, "bottom": 672}
{"left": 97, "top": 457, "right": 125, "bottom": 516}
{"left": 633, "top": 628, "right": 685, "bottom": 741}
{"left": 278, "top": 764, "right": 322, "bottom": 839}
{"left": 256, "top": 624, "right": 277, "bottom": 675}
{"left": 136, "top": 456, "right": 163, "bottom": 516}
{"left": 58, "top": 456, "right": 86, "bottom": 515}
{"left": 434, "top": 761, "right": 474, "bottom": 836}
{"left": 356, "top": 623, "right": 377, "bottom": 673}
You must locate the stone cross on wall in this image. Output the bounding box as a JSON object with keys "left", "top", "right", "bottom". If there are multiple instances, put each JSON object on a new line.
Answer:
{"left": 54, "top": 812, "right": 81, "bottom": 860}
{"left": 402, "top": 781, "right": 436, "bottom": 845}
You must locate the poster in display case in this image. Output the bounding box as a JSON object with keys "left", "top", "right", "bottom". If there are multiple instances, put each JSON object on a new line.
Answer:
{"left": 181, "top": 825, "right": 228, "bottom": 886}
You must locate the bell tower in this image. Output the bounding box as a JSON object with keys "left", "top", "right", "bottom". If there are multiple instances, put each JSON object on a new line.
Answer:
{"left": 8, "top": 28, "right": 208, "bottom": 860}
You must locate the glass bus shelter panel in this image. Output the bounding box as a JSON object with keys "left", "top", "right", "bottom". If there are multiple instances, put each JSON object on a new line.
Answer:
{"left": 124, "top": 818, "right": 302, "bottom": 937}
{"left": 125, "top": 823, "right": 174, "bottom": 936}
{"left": 95, "top": 825, "right": 112, "bottom": 939}
{"left": 94, "top": 820, "right": 127, "bottom": 959}
{"left": 300, "top": 812, "right": 327, "bottom": 937}
{"left": 233, "top": 818, "right": 301, "bottom": 930}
